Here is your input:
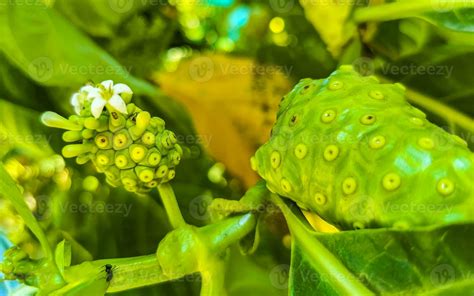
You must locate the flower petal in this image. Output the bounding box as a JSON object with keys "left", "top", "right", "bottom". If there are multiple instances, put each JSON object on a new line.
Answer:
{"left": 101, "top": 80, "right": 114, "bottom": 89}
{"left": 108, "top": 94, "right": 128, "bottom": 114}
{"left": 70, "top": 94, "right": 83, "bottom": 114}
{"left": 86, "top": 88, "right": 103, "bottom": 101}
{"left": 80, "top": 85, "right": 96, "bottom": 94}
{"left": 91, "top": 98, "right": 107, "bottom": 118}
{"left": 70, "top": 93, "right": 79, "bottom": 107}
{"left": 112, "top": 83, "right": 132, "bottom": 95}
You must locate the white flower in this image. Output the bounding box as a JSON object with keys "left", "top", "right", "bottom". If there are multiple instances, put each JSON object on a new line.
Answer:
{"left": 88, "top": 80, "right": 133, "bottom": 118}
{"left": 70, "top": 85, "right": 96, "bottom": 115}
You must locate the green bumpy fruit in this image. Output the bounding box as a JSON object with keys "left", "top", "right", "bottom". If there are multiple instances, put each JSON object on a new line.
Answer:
{"left": 252, "top": 65, "right": 474, "bottom": 230}
{"left": 42, "top": 104, "right": 182, "bottom": 194}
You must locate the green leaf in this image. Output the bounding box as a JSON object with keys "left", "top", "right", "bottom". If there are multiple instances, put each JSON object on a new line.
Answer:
{"left": 271, "top": 195, "right": 374, "bottom": 295}
{"left": 311, "top": 223, "right": 474, "bottom": 295}
{"left": 0, "top": 0, "right": 154, "bottom": 95}
{"left": 256, "top": 9, "right": 336, "bottom": 79}
{"left": 0, "top": 0, "right": 196, "bottom": 135}
{"left": 364, "top": 18, "right": 431, "bottom": 60}
{"left": 423, "top": 8, "right": 474, "bottom": 32}
{"left": 54, "top": 240, "right": 72, "bottom": 276}
{"left": 273, "top": 195, "right": 474, "bottom": 295}
{"left": 0, "top": 52, "right": 49, "bottom": 110}
{"left": 0, "top": 164, "right": 52, "bottom": 258}
{"left": 353, "top": 1, "right": 474, "bottom": 24}
{"left": 0, "top": 98, "right": 54, "bottom": 158}
{"left": 54, "top": 0, "right": 148, "bottom": 37}
{"left": 102, "top": 10, "right": 175, "bottom": 78}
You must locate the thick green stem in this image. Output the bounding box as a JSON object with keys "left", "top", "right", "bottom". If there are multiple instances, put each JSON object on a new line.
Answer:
{"left": 271, "top": 195, "right": 375, "bottom": 296}
{"left": 157, "top": 183, "right": 186, "bottom": 229}
{"left": 63, "top": 213, "right": 256, "bottom": 294}
{"left": 199, "top": 214, "right": 256, "bottom": 296}
{"left": 200, "top": 260, "right": 227, "bottom": 296}
{"left": 65, "top": 255, "right": 166, "bottom": 293}
{"left": 201, "top": 213, "right": 257, "bottom": 253}
{"left": 353, "top": 0, "right": 474, "bottom": 23}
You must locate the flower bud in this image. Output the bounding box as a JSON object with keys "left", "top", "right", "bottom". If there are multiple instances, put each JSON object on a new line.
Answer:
{"left": 42, "top": 82, "right": 182, "bottom": 193}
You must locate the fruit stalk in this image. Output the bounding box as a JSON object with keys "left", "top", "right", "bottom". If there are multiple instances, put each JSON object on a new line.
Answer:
{"left": 157, "top": 183, "right": 186, "bottom": 229}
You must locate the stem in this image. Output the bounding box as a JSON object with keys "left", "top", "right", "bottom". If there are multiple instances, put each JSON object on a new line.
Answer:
{"left": 157, "top": 183, "right": 186, "bottom": 229}
{"left": 199, "top": 214, "right": 256, "bottom": 296}
{"left": 378, "top": 77, "right": 474, "bottom": 133}
{"left": 270, "top": 195, "right": 374, "bottom": 296}
{"left": 65, "top": 255, "right": 167, "bottom": 293}
{"left": 353, "top": 0, "right": 474, "bottom": 23}
{"left": 62, "top": 213, "right": 256, "bottom": 294}
{"left": 200, "top": 260, "right": 227, "bottom": 296}
{"left": 201, "top": 213, "right": 257, "bottom": 253}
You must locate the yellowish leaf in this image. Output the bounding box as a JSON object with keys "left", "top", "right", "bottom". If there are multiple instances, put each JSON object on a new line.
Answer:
{"left": 299, "top": 0, "right": 357, "bottom": 57}
{"left": 303, "top": 210, "right": 340, "bottom": 233}
{"left": 153, "top": 54, "right": 292, "bottom": 187}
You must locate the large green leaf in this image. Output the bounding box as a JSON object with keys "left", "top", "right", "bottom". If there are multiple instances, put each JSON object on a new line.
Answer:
{"left": 0, "top": 0, "right": 154, "bottom": 95}
{"left": 0, "top": 0, "right": 197, "bottom": 135}
{"left": 423, "top": 8, "right": 474, "bottom": 32}
{"left": 0, "top": 52, "right": 50, "bottom": 110}
{"left": 352, "top": 1, "right": 474, "bottom": 26}
{"left": 291, "top": 223, "right": 474, "bottom": 295}
{"left": 271, "top": 196, "right": 374, "bottom": 295}
{"left": 316, "top": 224, "right": 474, "bottom": 294}
{"left": 54, "top": 0, "right": 148, "bottom": 37}
{"left": 53, "top": 0, "right": 173, "bottom": 78}
{"left": 100, "top": 9, "right": 175, "bottom": 78}
{"left": 272, "top": 195, "right": 474, "bottom": 295}
{"left": 257, "top": 8, "right": 336, "bottom": 79}
{"left": 364, "top": 19, "right": 431, "bottom": 59}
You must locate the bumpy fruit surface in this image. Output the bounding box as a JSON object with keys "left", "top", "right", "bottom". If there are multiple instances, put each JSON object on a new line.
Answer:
{"left": 252, "top": 65, "right": 474, "bottom": 230}
{"left": 42, "top": 84, "right": 182, "bottom": 194}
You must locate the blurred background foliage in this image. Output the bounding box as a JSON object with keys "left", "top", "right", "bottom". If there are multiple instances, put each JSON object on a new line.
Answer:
{"left": 0, "top": 0, "right": 473, "bottom": 295}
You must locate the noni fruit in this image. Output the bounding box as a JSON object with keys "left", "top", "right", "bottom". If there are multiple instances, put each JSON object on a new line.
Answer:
{"left": 252, "top": 65, "right": 474, "bottom": 230}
